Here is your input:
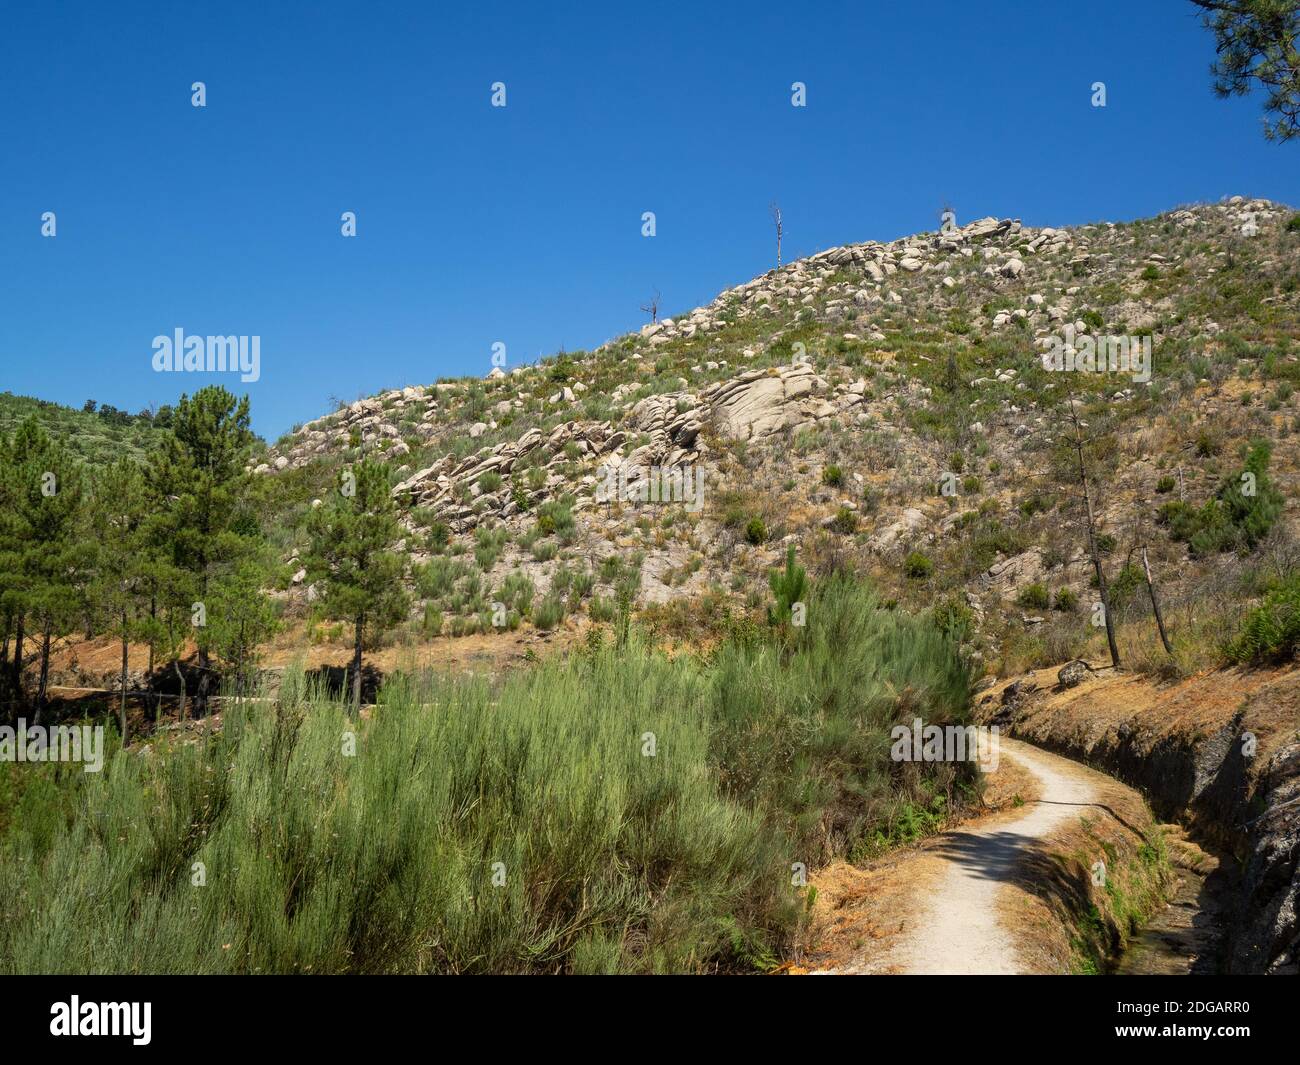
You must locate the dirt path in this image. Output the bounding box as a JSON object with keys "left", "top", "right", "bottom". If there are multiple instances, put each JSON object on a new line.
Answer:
{"left": 892, "top": 739, "right": 1098, "bottom": 974}
{"left": 808, "top": 737, "right": 1126, "bottom": 975}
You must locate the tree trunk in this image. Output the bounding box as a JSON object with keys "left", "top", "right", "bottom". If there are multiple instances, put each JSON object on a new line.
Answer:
{"left": 196, "top": 646, "right": 210, "bottom": 718}
{"left": 10, "top": 613, "right": 23, "bottom": 709}
{"left": 174, "top": 659, "right": 187, "bottom": 721}
{"left": 120, "top": 609, "right": 130, "bottom": 746}
{"left": 351, "top": 614, "right": 364, "bottom": 717}
{"left": 34, "top": 621, "right": 52, "bottom": 727}
{"left": 1069, "top": 397, "right": 1121, "bottom": 670}
{"left": 1141, "top": 546, "right": 1174, "bottom": 655}
{"left": 236, "top": 618, "right": 246, "bottom": 700}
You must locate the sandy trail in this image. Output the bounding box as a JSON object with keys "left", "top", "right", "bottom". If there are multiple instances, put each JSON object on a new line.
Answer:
{"left": 815, "top": 737, "right": 1101, "bottom": 975}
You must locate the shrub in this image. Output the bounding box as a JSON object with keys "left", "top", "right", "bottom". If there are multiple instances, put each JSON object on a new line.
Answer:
{"left": 532, "top": 593, "right": 566, "bottom": 630}
{"left": 821, "top": 465, "right": 844, "bottom": 487}
{"left": 0, "top": 576, "right": 971, "bottom": 975}
{"left": 767, "top": 545, "right": 808, "bottom": 627}
{"left": 1017, "top": 583, "right": 1050, "bottom": 610}
{"left": 1155, "top": 475, "right": 1176, "bottom": 494}
{"left": 745, "top": 517, "right": 767, "bottom": 545}
{"left": 497, "top": 571, "right": 535, "bottom": 616}
{"left": 1225, "top": 572, "right": 1300, "bottom": 665}
{"left": 1195, "top": 431, "right": 1221, "bottom": 458}
{"left": 1054, "top": 588, "right": 1078, "bottom": 612}
{"left": 536, "top": 498, "right": 575, "bottom": 539}
{"left": 904, "top": 551, "right": 934, "bottom": 579}
{"left": 588, "top": 595, "right": 617, "bottom": 623}
{"left": 1159, "top": 441, "right": 1284, "bottom": 557}
{"left": 830, "top": 507, "right": 858, "bottom": 534}
{"left": 931, "top": 597, "right": 974, "bottom": 641}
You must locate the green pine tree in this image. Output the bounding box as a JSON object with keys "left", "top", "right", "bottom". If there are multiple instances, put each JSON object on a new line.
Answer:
{"left": 304, "top": 458, "right": 409, "bottom": 714}
{"left": 2, "top": 418, "right": 88, "bottom": 722}
{"left": 88, "top": 457, "right": 149, "bottom": 742}
{"left": 768, "top": 544, "right": 809, "bottom": 628}
{"left": 146, "top": 386, "right": 259, "bottom": 715}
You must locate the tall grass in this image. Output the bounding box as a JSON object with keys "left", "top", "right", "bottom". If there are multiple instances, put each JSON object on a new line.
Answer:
{"left": 0, "top": 576, "right": 971, "bottom": 974}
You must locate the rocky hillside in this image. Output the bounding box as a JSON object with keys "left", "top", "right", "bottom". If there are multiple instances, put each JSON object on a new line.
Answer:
{"left": 257, "top": 196, "right": 1300, "bottom": 673}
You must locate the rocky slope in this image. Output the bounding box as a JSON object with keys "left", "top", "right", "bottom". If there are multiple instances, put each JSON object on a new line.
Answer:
{"left": 255, "top": 196, "right": 1300, "bottom": 674}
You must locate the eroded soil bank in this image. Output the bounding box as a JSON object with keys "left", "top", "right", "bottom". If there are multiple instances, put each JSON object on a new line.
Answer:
{"left": 978, "top": 663, "right": 1299, "bottom": 974}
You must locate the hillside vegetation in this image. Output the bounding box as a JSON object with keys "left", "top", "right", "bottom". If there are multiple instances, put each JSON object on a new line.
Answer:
{"left": 0, "top": 576, "right": 972, "bottom": 974}
{"left": 0, "top": 392, "right": 172, "bottom": 468}
{"left": 251, "top": 196, "right": 1300, "bottom": 680}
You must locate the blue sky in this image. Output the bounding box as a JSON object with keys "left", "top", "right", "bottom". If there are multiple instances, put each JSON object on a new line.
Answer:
{"left": 1, "top": 0, "right": 1297, "bottom": 440}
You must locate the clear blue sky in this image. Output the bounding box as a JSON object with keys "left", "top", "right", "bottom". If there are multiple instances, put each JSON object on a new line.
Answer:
{"left": 1, "top": 0, "right": 1296, "bottom": 440}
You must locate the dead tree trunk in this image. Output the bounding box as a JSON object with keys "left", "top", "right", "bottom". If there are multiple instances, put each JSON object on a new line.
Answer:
{"left": 1069, "top": 396, "right": 1121, "bottom": 670}
{"left": 770, "top": 202, "right": 783, "bottom": 269}
{"left": 1141, "top": 546, "right": 1174, "bottom": 655}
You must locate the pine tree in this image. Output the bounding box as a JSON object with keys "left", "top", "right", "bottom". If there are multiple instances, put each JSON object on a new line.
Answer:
{"left": 768, "top": 544, "right": 809, "bottom": 627}
{"left": 208, "top": 554, "right": 281, "bottom": 700}
{"left": 1192, "top": 0, "right": 1300, "bottom": 142}
{"left": 146, "top": 387, "right": 258, "bottom": 716}
{"left": 304, "top": 459, "right": 409, "bottom": 714}
{"left": 88, "top": 457, "right": 149, "bottom": 742}
{"left": 0, "top": 427, "right": 24, "bottom": 719}
{"left": 3, "top": 419, "right": 88, "bottom": 722}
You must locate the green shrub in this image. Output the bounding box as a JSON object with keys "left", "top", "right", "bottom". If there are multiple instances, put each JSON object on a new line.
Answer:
{"left": 497, "top": 571, "right": 535, "bottom": 616}
{"left": 745, "top": 517, "right": 767, "bottom": 545}
{"left": 904, "top": 551, "right": 934, "bottom": 579}
{"left": 532, "top": 593, "right": 566, "bottom": 630}
{"left": 830, "top": 507, "right": 858, "bottom": 534}
{"left": 1159, "top": 441, "right": 1284, "bottom": 557}
{"left": 0, "top": 575, "right": 972, "bottom": 975}
{"left": 588, "top": 595, "right": 618, "bottom": 623}
{"left": 1054, "top": 588, "right": 1078, "bottom": 612}
{"left": 1225, "top": 573, "right": 1300, "bottom": 664}
{"left": 1017, "top": 583, "right": 1050, "bottom": 610}
{"left": 423, "top": 604, "right": 443, "bottom": 635}
{"left": 767, "top": 545, "right": 807, "bottom": 627}
{"left": 1155, "top": 475, "right": 1176, "bottom": 494}
{"left": 821, "top": 465, "right": 844, "bottom": 487}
